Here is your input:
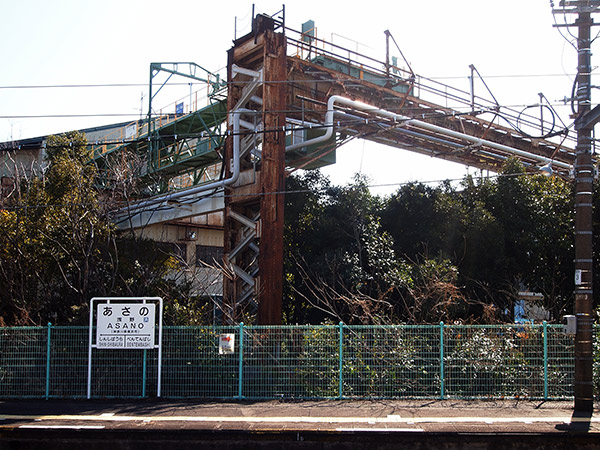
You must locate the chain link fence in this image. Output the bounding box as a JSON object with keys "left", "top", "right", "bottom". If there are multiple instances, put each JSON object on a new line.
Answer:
{"left": 0, "top": 323, "right": 581, "bottom": 400}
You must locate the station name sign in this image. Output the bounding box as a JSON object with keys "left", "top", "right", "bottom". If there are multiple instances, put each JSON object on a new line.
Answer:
{"left": 96, "top": 303, "right": 156, "bottom": 349}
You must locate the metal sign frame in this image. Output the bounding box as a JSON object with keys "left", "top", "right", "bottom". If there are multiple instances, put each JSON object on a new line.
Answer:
{"left": 87, "top": 297, "right": 163, "bottom": 399}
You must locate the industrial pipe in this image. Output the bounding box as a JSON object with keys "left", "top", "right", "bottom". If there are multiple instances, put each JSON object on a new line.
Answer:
{"left": 286, "top": 95, "right": 571, "bottom": 171}
{"left": 121, "top": 94, "right": 570, "bottom": 223}
{"left": 115, "top": 110, "right": 243, "bottom": 221}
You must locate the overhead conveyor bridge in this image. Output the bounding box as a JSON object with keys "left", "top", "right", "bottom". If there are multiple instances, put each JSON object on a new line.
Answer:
{"left": 103, "top": 14, "right": 576, "bottom": 228}
{"left": 91, "top": 97, "right": 228, "bottom": 193}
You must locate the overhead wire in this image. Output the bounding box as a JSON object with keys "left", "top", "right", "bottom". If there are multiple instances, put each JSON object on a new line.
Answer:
{"left": 0, "top": 68, "right": 586, "bottom": 129}
{"left": 0, "top": 169, "right": 562, "bottom": 214}
{"left": 4, "top": 107, "right": 552, "bottom": 150}
{"left": 0, "top": 69, "right": 592, "bottom": 92}
{"left": 0, "top": 101, "right": 585, "bottom": 123}
{"left": 0, "top": 94, "right": 582, "bottom": 123}
{"left": 548, "top": 1, "right": 600, "bottom": 117}
{"left": 550, "top": 0, "right": 580, "bottom": 50}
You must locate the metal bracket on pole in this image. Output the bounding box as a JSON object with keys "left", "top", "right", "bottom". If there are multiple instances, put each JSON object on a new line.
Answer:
{"left": 575, "top": 103, "right": 600, "bottom": 129}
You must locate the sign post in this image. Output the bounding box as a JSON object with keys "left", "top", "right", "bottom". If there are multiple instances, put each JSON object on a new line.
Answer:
{"left": 87, "top": 297, "right": 163, "bottom": 399}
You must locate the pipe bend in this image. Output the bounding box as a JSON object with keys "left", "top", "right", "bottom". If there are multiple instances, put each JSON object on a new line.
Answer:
{"left": 294, "top": 95, "right": 570, "bottom": 171}
{"left": 116, "top": 108, "right": 243, "bottom": 220}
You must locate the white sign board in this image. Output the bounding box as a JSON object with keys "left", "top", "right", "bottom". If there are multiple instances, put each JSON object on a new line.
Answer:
{"left": 96, "top": 303, "right": 156, "bottom": 349}
{"left": 88, "top": 297, "right": 163, "bottom": 399}
{"left": 575, "top": 269, "right": 583, "bottom": 286}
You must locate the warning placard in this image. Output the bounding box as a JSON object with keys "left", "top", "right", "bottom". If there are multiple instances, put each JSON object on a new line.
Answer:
{"left": 96, "top": 303, "right": 156, "bottom": 349}
{"left": 219, "top": 333, "right": 235, "bottom": 354}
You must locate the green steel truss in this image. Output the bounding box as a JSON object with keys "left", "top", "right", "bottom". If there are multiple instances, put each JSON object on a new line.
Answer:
{"left": 90, "top": 63, "right": 228, "bottom": 195}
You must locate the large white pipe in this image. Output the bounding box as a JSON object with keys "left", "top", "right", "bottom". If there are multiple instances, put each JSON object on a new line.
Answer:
{"left": 286, "top": 95, "right": 571, "bottom": 171}
{"left": 115, "top": 111, "right": 243, "bottom": 220}
{"left": 408, "top": 113, "right": 572, "bottom": 170}
{"left": 285, "top": 95, "right": 338, "bottom": 152}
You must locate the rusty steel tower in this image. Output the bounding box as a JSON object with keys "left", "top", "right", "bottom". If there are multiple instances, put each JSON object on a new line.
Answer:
{"left": 218, "top": 7, "right": 580, "bottom": 328}
{"left": 223, "top": 14, "right": 287, "bottom": 325}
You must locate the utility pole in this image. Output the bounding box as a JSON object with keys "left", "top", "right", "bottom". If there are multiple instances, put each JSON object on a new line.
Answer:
{"left": 552, "top": 0, "right": 600, "bottom": 412}
{"left": 574, "top": 7, "right": 595, "bottom": 413}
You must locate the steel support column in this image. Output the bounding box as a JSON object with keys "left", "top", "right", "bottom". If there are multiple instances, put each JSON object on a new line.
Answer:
{"left": 257, "top": 30, "right": 286, "bottom": 325}
{"left": 223, "top": 16, "right": 285, "bottom": 325}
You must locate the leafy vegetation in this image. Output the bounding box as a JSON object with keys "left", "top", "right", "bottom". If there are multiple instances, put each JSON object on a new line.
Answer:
{"left": 284, "top": 158, "right": 578, "bottom": 325}
{"left": 0, "top": 130, "right": 586, "bottom": 327}
{"left": 0, "top": 132, "right": 200, "bottom": 326}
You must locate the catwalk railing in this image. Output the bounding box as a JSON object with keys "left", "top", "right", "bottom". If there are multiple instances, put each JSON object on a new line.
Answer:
{"left": 0, "top": 323, "right": 583, "bottom": 400}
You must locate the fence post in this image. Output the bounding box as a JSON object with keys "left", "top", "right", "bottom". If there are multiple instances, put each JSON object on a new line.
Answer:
{"left": 543, "top": 321, "right": 548, "bottom": 400}
{"left": 440, "top": 321, "right": 445, "bottom": 400}
{"left": 338, "top": 322, "right": 344, "bottom": 399}
{"left": 237, "top": 322, "right": 244, "bottom": 399}
{"left": 142, "top": 350, "right": 147, "bottom": 398}
{"left": 45, "top": 322, "right": 52, "bottom": 400}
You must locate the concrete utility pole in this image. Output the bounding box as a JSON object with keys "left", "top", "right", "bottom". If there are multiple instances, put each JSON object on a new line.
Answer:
{"left": 553, "top": 0, "right": 599, "bottom": 412}
{"left": 574, "top": 8, "right": 595, "bottom": 413}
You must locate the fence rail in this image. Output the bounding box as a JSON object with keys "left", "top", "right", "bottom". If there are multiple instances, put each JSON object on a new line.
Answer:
{"left": 0, "top": 323, "right": 583, "bottom": 400}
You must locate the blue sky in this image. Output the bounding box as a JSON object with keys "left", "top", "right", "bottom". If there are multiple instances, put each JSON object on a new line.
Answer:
{"left": 0, "top": 0, "right": 588, "bottom": 194}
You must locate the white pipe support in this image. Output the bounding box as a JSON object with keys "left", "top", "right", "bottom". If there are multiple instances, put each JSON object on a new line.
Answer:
{"left": 231, "top": 64, "right": 262, "bottom": 80}
{"left": 239, "top": 119, "right": 258, "bottom": 131}
{"left": 250, "top": 95, "right": 264, "bottom": 106}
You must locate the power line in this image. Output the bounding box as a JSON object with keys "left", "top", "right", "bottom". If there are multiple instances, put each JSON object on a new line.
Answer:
{"left": 0, "top": 73, "right": 580, "bottom": 119}
{"left": 0, "top": 100, "right": 582, "bottom": 122}
{"left": 0, "top": 107, "right": 573, "bottom": 153}
{"left": 0, "top": 70, "right": 591, "bottom": 92}
{"left": 0, "top": 113, "right": 143, "bottom": 119}
{"left": 0, "top": 170, "right": 567, "bottom": 216}
{"left": 0, "top": 83, "right": 149, "bottom": 90}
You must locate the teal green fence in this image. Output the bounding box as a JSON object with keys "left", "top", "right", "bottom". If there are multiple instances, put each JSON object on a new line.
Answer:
{"left": 0, "top": 322, "right": 581, "bottom": 400}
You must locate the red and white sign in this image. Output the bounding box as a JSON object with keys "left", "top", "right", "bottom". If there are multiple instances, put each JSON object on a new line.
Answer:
{"left": 219, "top": 333, "right": 235, "bottom": 354}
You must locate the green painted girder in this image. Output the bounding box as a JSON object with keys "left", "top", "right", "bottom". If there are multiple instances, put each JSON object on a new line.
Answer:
{"left": 91, "top": 99, "right": 227, "bottom": 175}
{"left": 285, "top": 127, "right": 337, "bottom": 169}
{"left": 152, "top": 98, "right": 227, "bottom": 138}
{"left": 149, "top": 137, "right": 224, "bottom": 177}
{"left": 147, "top": 99, "right": 227, "bottom": 174}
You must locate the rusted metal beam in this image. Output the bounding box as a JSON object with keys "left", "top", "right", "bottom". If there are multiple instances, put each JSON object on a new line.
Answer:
{"left": 285, "top": 55, "right": 574, "bottom": 176}
{"left": 224, "top": 17, "right": 286, "bottom": 325}
{"left": 257, "top": 29, "right": 286, "bottom": 325}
